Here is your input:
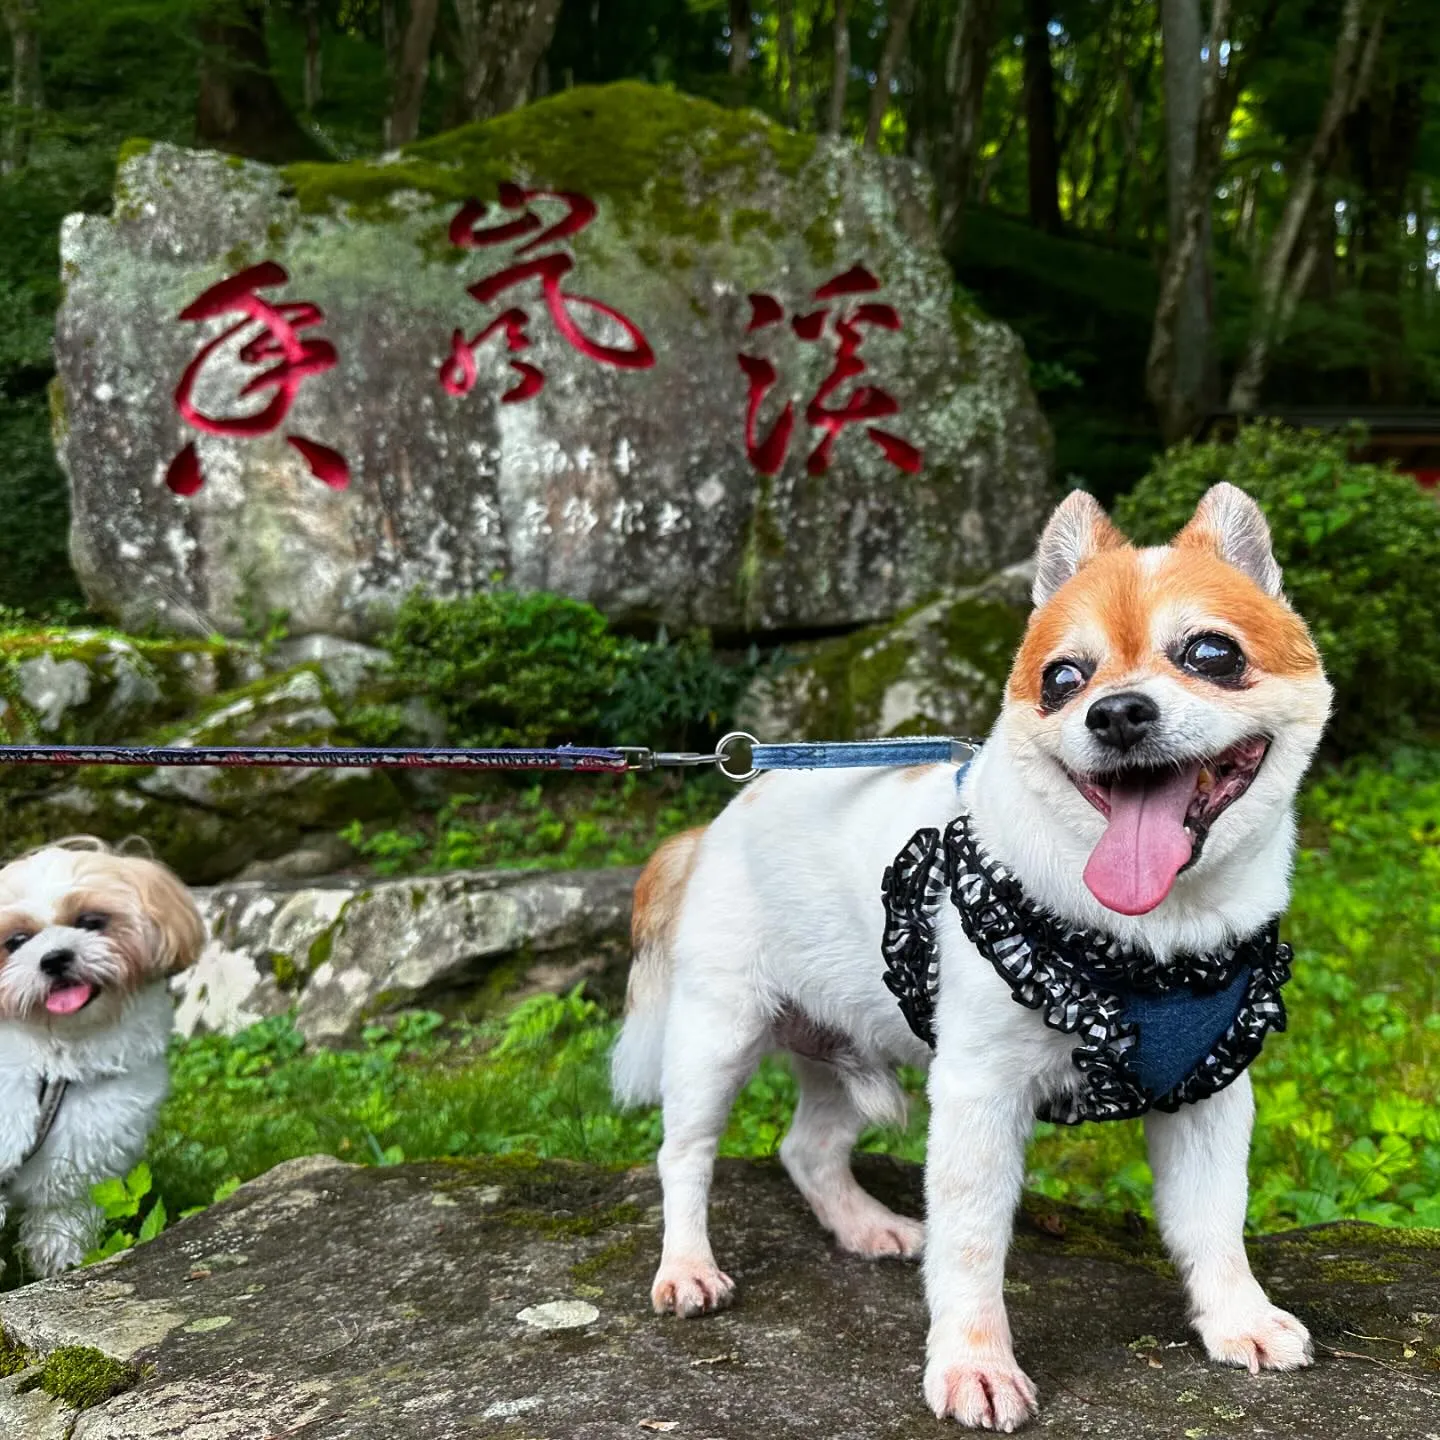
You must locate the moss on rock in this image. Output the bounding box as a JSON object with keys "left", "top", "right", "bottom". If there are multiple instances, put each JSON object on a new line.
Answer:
{"left": 282, "top": 83, "right": 817, "bottom": 246}
{"left": 0, "top": 1325, "right": 33, "bottom": 1378}
{"left": 15, "top": 1345, "right": 140, "bottom": 1410}
{"left": 738, "top": 566, "right": 1030, "bottom": 742}
{"left": 0, "top": 627, "right": 414, "bottom": 883}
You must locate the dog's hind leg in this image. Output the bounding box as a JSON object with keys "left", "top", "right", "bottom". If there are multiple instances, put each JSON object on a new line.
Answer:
{"left": 781, "top": 1056, "right": 924, "bottom": 1259}
{"left": 650, "top": 978, "right": 766, "bottom": 1318}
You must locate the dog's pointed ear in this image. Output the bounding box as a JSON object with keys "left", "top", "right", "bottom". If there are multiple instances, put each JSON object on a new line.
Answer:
{"left": 1032, "top": 489, "right": 1126, "bottom": 606}
{"left": 1175, "top": 483, "right": 1283, "bottom": 597}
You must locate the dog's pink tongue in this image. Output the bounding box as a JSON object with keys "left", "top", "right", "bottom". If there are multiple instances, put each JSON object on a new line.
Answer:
{"left": 1083, "top": 763, "right": 1201, "bottom": 916}
{"left": 45, "top": 982, "right": 94, "bottom": 1016}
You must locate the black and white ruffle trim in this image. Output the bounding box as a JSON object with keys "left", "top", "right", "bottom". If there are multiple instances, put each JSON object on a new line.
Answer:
{"left": 879, "top": 813, "right": 1293, "bottom": 1124}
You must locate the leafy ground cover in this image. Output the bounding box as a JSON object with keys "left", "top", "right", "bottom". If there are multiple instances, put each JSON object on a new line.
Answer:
{"left": 3, "top": 747, "right": 1434, "bottom": 1288}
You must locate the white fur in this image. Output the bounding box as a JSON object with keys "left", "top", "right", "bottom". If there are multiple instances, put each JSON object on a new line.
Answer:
{"left": 615, "top": 509, "right": 1328, "bottom": 1429}
{"left": 0, "top": 983, "right": 172, "bottom": 1277}
{"left": 0, "top": 842, "right": 200, "bottom": 1279}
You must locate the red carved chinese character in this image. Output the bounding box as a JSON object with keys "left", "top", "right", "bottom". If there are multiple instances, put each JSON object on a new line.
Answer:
{"left": 738, "top": 263, "right": 923, "bottom": 478}
{"left": 439, "top": 183, "right": 654, "bottom": 401}
{"left": 166, "top": 261, "right": 349, "bottom": 496}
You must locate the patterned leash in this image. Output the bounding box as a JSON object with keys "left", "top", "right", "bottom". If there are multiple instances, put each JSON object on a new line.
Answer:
{"left": 0, "top": 733, "right": 979, "bottom": 781}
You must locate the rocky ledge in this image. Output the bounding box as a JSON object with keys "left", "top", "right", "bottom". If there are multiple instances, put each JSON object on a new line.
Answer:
{"left": 2, "top": 1155, "right": 1438, "bottom": 1439}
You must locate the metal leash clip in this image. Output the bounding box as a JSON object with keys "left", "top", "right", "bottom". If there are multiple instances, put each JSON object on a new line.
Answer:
{"left": 618, "top": 731, "right": 759, "bottom": 782}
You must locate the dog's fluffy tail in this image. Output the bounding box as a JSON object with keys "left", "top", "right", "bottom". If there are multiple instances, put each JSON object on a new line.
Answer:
{"left": 610, "top": 827, "right": 706, "bottom": 1109}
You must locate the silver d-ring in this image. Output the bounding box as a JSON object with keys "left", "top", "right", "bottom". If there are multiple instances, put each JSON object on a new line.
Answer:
{"left": 715, "top": 730, "right": 759, "bottom": 783}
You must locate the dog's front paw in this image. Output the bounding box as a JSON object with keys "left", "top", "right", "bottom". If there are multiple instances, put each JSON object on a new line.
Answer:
{"left": 650, "top": 1258, "right": 735, "bottom": 1318}
{"left": 1198, "top": 1303, "right": 1313, "bottom": 1374}
{"left": 924, "top": 1355, "right": 1037, "bottom": 1432}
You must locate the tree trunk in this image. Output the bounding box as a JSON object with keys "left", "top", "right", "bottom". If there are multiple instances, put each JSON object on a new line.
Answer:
{"left": 303, "top": 0, "right": 323, "bottom": 111}
{"left": 778, "top": 0, "right": 798, "bottom": 124}
{"left": 1023, "top": 0, "right": 1062, "bottom": 232}
{"left": 1145, "top": 0, "right": 1242, "bottom": 441}
{"left": 1347, "top": 66, "right": 1423, "bottom": 402}
{"left": 1228, "top": 0, "right": 1387, "bottom": 411}
{"left": 939, "top": 0, "right": 1002, "bottom": 247}
{"left": 388, "top": 0, "right": 441, "bottom": 145}
{"left": 827, "top": 0, "right": 849, "bottom": 134}
{"left": 864, "top": 0, "right": 918, "bottom": 150}
{"left": 450, "top": 0, "right": 562, "bottom": 125}
{"left": 196, "top": 2, "right": 320, "bottom": 163}
{"left": 381, "top": 0, "right": 399, "bottom": 71}
{"left": 976, "top": 107, "right": 1019, "bottom": 205}
{"left": 2, "top": 0, "right": 42, "bottom": 174}
{"left": 729, "top": 0, "right": 751, "bottom": 75}
{"left": 452, "top": 0, "right": 484, "bottom": 118}
{"left": 1151, "top": 0, "right": 1216, "bottom": 440}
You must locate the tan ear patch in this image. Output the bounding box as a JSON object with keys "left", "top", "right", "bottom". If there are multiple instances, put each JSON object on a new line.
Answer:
{"left": 70, "top": 851, "right": 205, "bottom": 977}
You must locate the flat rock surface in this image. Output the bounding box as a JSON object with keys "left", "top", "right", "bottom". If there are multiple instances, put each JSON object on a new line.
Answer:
{"left": 2, "top": 1154, "right": 1438, "bottom": 1439}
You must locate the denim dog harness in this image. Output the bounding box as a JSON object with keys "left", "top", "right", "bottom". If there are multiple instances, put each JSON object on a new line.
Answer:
{"left": 880, "top": 808, "right": 1292, "bottom": 1125}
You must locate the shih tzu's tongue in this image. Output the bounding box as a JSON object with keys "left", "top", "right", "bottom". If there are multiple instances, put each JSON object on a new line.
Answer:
{"left": 45, "top": 982, "right": 95, "bottom": 1016}
{"left": 1083, "top": 762, "right": 1200, "bottom": 916}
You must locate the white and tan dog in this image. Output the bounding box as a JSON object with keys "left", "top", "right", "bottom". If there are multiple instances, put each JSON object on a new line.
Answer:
{"left": 0, "top": 839, "right": 203, "bottom": 1277}
{"left": 613, "top": 484, "right": 1331, "bottom": 1430}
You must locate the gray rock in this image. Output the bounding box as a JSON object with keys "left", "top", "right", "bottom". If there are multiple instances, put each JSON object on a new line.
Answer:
{"left": 56, "top": 85, "right": 1051, "bottom": 642}
{"left": 738, "top": 562, "right": 1033, "bottom": 744}
{"left": 231, "top": 831, "right": 356, "bottom": 883}
{"left": 177, "top": 863, "right": 640, "bottom": 1040}
{"left": 264, "top": 634, "right": 391, "bottom": 701}
{"left": 2, "top": 1154, "right": 1438, "bottom": 1438}
{"left": 16, "top": 654, "right": 93, "bottom": 732}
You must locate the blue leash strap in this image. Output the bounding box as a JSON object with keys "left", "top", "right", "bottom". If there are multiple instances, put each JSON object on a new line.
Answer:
{"left": 748, "top": 736, "right": 978, "bottom": 775}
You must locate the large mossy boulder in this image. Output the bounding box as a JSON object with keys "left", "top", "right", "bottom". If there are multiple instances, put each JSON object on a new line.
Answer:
{"left": 56, "top": 83, "right": 1051, "bottom": 642}
{"left": 3, "top": 1154, "right": 1438, "bottom": 1438}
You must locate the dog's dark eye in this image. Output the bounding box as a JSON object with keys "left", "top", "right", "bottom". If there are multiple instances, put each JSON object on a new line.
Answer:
{"left": 1040, "top": 659, "right": 1092, "bottom": 712}
{"left": 75, "top": 912, "right": 109, "bottom": 932}
{"left": 3, "top": 931, "right": 32, "bottom": 954}
{"left": 1180, "top": 633, "right": 1246, "bottom": 684}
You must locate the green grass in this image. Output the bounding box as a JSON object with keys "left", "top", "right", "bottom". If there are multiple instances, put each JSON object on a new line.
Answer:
{"left": 340, "top": 771, "right": 730, "bottom": 875}
{"left": 4, "top": 747, "right": 1435, "bottom": 1289}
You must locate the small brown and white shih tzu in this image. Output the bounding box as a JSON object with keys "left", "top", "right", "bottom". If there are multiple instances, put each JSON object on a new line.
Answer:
{"left": 0, "top": 838, "right": 203, "bottom": 1277}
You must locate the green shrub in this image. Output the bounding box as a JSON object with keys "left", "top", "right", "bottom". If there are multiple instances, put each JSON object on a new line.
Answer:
{"left": 383, "top": 591, "right": 758, "bottom": 752}
{"left": 1114, "top": 422, "right": 1440, "bottom": 752}
{"left": 602, "top": 626, "right": 756, "bottom": 749}
{"left": 384, "top": 589, "right": 630, "bottom": 748}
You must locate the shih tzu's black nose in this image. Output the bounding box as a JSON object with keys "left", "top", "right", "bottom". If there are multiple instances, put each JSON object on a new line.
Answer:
{"left": 40, "top": 948, "right": 75, "bottom": 979}
{"left": 1086, "top": 692, "right": 1159, "bottom": 752}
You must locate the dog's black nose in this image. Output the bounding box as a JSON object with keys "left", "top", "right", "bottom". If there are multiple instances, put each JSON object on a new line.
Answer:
{"left": 40, "top": 949, "right": 74, "bottom": 979}
{"left": 1085, "top": 692, "right": 1159, "bottom": 751}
